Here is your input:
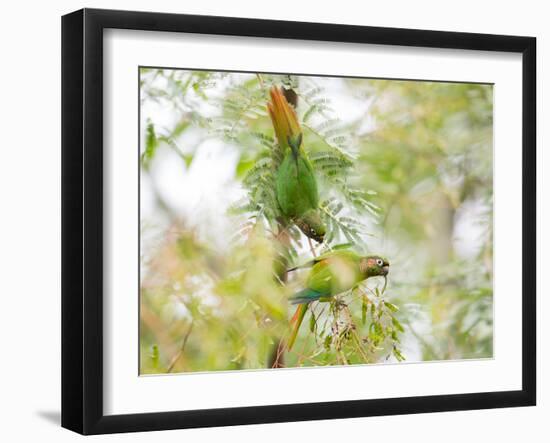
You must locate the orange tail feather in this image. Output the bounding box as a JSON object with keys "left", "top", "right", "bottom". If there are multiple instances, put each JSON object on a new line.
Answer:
{"left": 287, "top": 303, "right": 308, "bottom": 351}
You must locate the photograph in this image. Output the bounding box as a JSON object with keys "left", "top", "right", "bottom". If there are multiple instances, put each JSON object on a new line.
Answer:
{"left": 138, "top": 68, "right": 494, "bottom": 374}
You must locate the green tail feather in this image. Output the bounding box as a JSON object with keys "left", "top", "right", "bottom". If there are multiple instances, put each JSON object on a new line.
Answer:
{"left": 289, "top": 288, "right": 322, "bottom": 305}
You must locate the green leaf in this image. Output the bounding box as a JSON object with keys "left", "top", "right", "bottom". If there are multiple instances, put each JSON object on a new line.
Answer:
{"left": 235, "top": 158, "right": 256, "bottom": 178}
{"left": 384, "top": 301, "right": 399, "bottom": 312}
{"left": 150, "top": 344, "right": 159, "bottom": 369}
{"left": 309, "top": 311, "right": 316, "bottom": 333}
{"left": 361, "top": 298, "right": 368, "bottom": 325}
{"left": 392, "top": 317, "right": 405, "bottom": 333}
{"left": 393, "top": 347, "right": 406, "bottom": 362}
{"left": 142, "top": 120, "right": 157, "bottom": 168}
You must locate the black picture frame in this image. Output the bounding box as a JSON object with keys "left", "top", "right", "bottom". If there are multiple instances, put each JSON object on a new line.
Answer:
{"left": 61, "top": 8, "right": 536, "bottom": 435}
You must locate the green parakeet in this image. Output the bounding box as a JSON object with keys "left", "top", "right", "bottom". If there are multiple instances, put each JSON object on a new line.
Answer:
{"left": 287, "top": 250, "right": 390, "bottom": 350}
{"left": 267, "top": 87, "right": 326, "bottom": 243}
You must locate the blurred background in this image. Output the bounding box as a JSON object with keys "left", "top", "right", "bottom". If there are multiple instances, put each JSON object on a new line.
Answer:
{"left": 139, "top": 69, "right": 493, "bottom": 374}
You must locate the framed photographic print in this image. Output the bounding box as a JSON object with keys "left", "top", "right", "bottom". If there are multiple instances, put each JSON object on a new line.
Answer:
{"left": 61, "top": 8, "right": 536, "bottom": 435}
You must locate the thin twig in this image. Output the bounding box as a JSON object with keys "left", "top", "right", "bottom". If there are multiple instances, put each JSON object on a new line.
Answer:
{"left": 256, "top": 73, "right": 265, "bottom": 89}
{"left": 167, "top": 321, "right": 194, "bottom": 373}
{"left": 307, "top": 237, "right": 318, "bottom": 258}
{"left": 342, "top": 305, "right": 371, "bottom": 363}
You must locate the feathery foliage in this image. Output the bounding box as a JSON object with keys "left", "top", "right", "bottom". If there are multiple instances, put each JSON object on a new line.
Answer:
{"left": 139, "top": 68, "right": 493, "bottom": 373}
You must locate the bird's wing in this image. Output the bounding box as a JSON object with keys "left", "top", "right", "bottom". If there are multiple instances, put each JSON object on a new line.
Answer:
{"left": 275, "top": 153, "right": 298, "bottom": 216}
{"left": 296, "top": 156, "right": 319, "bottom": 209}
{"left": 286, "top": 248, "right": 358, "bottom": 272}
{"left": 306, "top": 260, "right": 334, "bottom": 295}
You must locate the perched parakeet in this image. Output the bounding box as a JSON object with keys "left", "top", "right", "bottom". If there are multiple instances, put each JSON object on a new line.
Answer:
{"left": 287, "top": 250, "right": 390, "bottom": 350}
{"left": 267, "top": 87, "right": 326, "bottom": 243}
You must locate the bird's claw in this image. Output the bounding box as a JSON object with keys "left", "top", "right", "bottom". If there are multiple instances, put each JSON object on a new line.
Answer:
{"left": 334, "top": 298, "right": 348, "bottom": 309}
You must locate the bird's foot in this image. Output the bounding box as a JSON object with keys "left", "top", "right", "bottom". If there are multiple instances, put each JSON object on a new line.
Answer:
{"left": 333, "top": 298, "right": 348, "bottom": 309}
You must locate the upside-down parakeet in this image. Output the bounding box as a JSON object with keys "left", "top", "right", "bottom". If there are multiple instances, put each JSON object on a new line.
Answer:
{"left": 267, "top": 87, "right": 326, "bottom": 243}
{"left": 287, "top": 250, "right": 390, "bottom": 350}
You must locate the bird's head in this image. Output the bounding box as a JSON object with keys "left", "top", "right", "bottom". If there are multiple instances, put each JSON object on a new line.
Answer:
{"left": 360, "top": 256, "right": 390, "bottom": 278}
{"left": 296, "top": 210, "right": 326, "bottom": 243}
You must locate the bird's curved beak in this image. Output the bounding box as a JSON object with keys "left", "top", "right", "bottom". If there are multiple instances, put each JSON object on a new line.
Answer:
{"left": 313, "top": 232, "right": 325, "bottom": 244}
{"left": 382, "top": 261, "right": 390, "bottom": 275}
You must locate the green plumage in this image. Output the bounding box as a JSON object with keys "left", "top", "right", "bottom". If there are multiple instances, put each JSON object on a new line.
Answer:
{"left": 289, "top": 250, "right": 389, "bottom": 304}
{"left": 286, "top": 251, "right": 390, "bottom": 350}
{"left": 268, "top": 87, "right": 326, "bottom": 242}
{"left": 276, "top": 137, "right": 319, "bottom": 218}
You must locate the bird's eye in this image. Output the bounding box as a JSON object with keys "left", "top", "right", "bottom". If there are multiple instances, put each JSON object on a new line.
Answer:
{"left": 376, "top": 258, "right": 384, "bottom": 266}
